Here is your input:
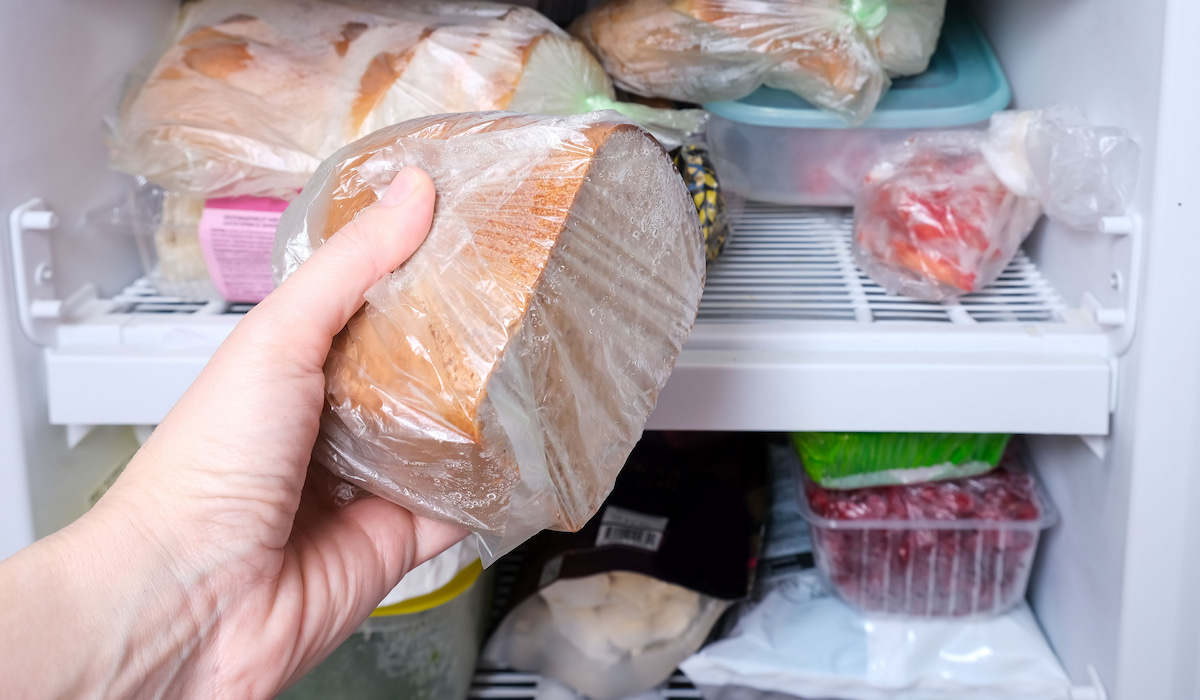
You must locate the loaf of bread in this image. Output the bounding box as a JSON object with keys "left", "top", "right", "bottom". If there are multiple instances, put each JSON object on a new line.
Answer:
{"left": 273, "top": 111, "right": 706, "bottom": 560}
{"left": 109, "top": 0, "right": 699, "bottom": 200}
{"left": 570, "top": 0, "right": 890, "bottom": 124}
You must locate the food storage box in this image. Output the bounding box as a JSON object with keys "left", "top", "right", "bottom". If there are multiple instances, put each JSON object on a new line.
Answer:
{"left": 792, "top": 432, "right": 1011, "bottom": 489}
{"left": 280, "top": 561, "right": 490, "bottom": 700}
{"left": 704, "top": 4, "right": 1010, "bottom": 206}
{"left": 796, "top": 452, "right": 1056, "bottom": 618}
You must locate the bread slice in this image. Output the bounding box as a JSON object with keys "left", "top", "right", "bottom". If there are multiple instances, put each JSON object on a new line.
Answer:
{"left": 275, "top": 112, "right": 705, "bottom": 556}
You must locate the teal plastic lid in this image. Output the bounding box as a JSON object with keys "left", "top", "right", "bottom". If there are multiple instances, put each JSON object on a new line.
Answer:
{"left": 702, "top": 4, "right": 1011, "bottom": 129}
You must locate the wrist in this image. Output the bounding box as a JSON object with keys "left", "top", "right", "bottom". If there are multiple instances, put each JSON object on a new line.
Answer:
{"left": 0, "top": 499, "right": 216, "bottom": 698}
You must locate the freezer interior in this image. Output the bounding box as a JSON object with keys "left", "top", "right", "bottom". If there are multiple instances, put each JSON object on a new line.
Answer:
{"left": 2, "top": 1, "right": 1200, "bottom": 698}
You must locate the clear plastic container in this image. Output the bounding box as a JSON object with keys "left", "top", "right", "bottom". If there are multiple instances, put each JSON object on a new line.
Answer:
{"left": 704, "top": 4, "right": 1010, "bottom": 206}
{"left": 279, "top": 561, "right": 490, "bottom": 700}
{"left": 795, "top": 455, "right": 1056, "bottom": 618}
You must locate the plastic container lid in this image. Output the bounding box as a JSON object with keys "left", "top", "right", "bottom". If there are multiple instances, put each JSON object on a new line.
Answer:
{"left": 372, "top": 560, "right": 484, "bottom": 617}
{"left": 703, "top": 5, "right": 1011, "bottom": 130}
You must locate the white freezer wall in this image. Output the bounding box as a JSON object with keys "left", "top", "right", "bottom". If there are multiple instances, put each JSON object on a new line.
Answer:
{"left": 972, "top": 0, "right": 1200, "bottom": 699}
{"left": 0, "top": 0, "right": 175, "bottom": 556}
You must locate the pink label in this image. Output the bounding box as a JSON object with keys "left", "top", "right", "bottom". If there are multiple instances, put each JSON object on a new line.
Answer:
{"left": 198, "top": 197, "right": 289, "bottom": 303}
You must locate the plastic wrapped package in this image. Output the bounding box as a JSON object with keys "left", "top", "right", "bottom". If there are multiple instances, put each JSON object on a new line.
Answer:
{"left": 107, "top": 0, "right": 705, "bottom": 301}
{"left": 852, "top": 130, "right": 1043, "bottom": 301}
{"left": 792, "top": 432, "right": 1011, "bottom": 489}
{"left": 571, "top": 0, "right": 892, "bottom": 124}
{"left": 798, "top": 451, "right": 1057, "bottom": 618}
{"left": 853, "top": 107, "right": 1139, "bottom": 301}
{"left": 272, "top": 111, "right": 706, "bottom": 562}
{"left": 684, "top": 441, "right": 1070, "bottom": 700}
{"left": 281, "top": 545, "right": 490, "bottom": 700}
{"left": 482, "top": 432, "right": 767, "bottom": 699}
{"left": 705, "top": 3, "right": 1004, "bottom": 207}
{"left": 109, "top": 0, "right": 702, "bottom": 200}
{"left": 875, "top": 0, "right": 946, "bottom": 77}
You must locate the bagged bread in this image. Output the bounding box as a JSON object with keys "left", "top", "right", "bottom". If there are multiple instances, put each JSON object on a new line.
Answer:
{"left": 273, "top": 111, "right": 706, "bottom": 561}
{"left": 570, "top": 0, "right": 891, "bottom": 124}
{"left": 109, "top": 0, "right": 701, "bottom": 201}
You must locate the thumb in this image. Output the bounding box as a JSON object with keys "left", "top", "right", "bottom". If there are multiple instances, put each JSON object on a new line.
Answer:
{"left": 249, "top": 166, "right": 436, "bottom": 353}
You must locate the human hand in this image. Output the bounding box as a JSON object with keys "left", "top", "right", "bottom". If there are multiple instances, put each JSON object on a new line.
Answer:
{"left": 0, "top": 167, "right": 467, "bottom": 699}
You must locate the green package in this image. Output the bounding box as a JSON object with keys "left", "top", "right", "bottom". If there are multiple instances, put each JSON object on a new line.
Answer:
{"left": 791, "top": 432, "right": 1011, "bottom": 489}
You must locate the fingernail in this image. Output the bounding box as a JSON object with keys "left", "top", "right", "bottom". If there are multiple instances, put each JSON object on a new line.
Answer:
{"left": 379, "top": 167, "right": 422, "bottom": 207}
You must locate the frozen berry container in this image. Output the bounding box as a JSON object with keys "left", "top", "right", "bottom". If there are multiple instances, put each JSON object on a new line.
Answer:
{"left": 704, "top": 4, "right": 1010, "bottom": 207}
{"left": 795, "top": 453, "right": 1056, "bottom": 618}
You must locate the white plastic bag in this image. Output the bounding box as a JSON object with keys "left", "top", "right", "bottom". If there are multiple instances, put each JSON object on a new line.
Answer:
{"left": 681, "top": 572, "right": 1072, "bottom": 700}
{"left": 875, "top": 0, "right": 946, "bottom": 77}
{"left": 485, "top": 571, "right": 730, "bottom": 700}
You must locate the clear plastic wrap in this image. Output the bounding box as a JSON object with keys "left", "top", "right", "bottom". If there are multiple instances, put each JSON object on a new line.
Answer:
{"left": 272, "top": 111, "right": 706, "bottom": 563}
{"left": 570, "top": 0, "right": 892, "bottom": 124}
{"left": 875, "top": 0, "right": 946, "bottom": 77}
{"left": 853, "top": 107, "right": 1139, "bottom": 301}
{"left": 853, "top": 130, "right": 1042, "bottom": 300}
{"left": 108, "top": 0, "right": 702, "bottom": 200}
{"left": 792, "top": 432, "right": 1010, "bottom": 489}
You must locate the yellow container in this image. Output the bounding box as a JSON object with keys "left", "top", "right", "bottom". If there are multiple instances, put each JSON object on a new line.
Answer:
{"left": 279, "top": 561, "right": 488, "bottom": 700}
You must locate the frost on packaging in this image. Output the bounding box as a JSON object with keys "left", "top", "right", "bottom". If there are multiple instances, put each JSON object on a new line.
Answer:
{"left": 272, "top": 111, "right": 706, "bottom": 562}
{"left": 853, "top": 106, "right": 1139, "bottom": 301}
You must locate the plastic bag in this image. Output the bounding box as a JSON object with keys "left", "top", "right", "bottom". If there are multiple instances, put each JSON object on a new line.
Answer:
{"left": 481, "top": 432, "right": 766, "bottom": 699}
{"left": 683, "top": 591, "right": 1072, "bottom": 700}
{"left": 272, "top": 111, "right": 705, "bottom": 563}
{"left": 570, "top": 0, "right": 892, "bottom": 125}
{"left": 875, "top": 0, "right": 946, "bottom": 77}
{"left": 672, "top": 131, "right": 734, "bottom": 264}
{"left": 109, "top": 0, "right": 703, "bottom": 200}
{"left": 982, "top": 105, "right": 1142, "bottom": 230}
{"left": 791, "top": 432, "right": 1010, "bottom": 489}
{"left": 682, "top": 449, "right": 1070, "bottom": 700}
{"left": 853, "top": 107, "right": 1139, "bottom": 301}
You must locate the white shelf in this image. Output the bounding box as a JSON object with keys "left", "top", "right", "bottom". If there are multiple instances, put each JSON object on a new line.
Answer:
{"left": 44, "top": 205, "right": 1112, "bottom": 435}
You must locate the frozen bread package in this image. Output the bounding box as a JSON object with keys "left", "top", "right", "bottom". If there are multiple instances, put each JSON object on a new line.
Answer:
{"left": 854, "top": 105, "right": 1140, "bottom": 301}
{"left": 273, "top": 111, "right": 707, "bottom": 562}
{"left": 109, "top": 0, "right": 702, "bottom": 200}
{"left": 107, "top": 0, "right": 703, "bottom": 301}
{"left": 571, "top": 0, "right": 946, "bottom": 124}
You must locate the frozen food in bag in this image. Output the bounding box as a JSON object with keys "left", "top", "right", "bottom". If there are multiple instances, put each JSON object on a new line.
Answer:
{"left": 875, "top": 0, "right": 946, "bottom": 77}
{"left": 792, "top": 432, "right": 1010, "bottom": 489}
{"left": 571, "top": 0, "right": 892, "bottom": 124}
{"left": 273, "top": 111, "right": 706, "bottom": 562}
{"left": 109, "top": 0, "right": 702, "bottom": 201}
{"left": 482, "top": 433, "right": 767, "bottom": 699}
{"left": 853, "top": 106, "right": 1139, "bottom": 301}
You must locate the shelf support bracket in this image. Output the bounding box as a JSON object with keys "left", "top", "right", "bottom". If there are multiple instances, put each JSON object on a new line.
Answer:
{"left": 8, "top": 199, "right": 95, "bottom": 347}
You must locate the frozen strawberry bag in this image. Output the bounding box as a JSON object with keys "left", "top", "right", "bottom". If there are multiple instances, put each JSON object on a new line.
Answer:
{"left": 852, "top": 107, "right": 1139, "bottom": 301}
{"left": 798, "top": 451, "right": 1056, "bottom": 618}
{"left": 852, "top": 131, "right": 1042, "bottom": 301}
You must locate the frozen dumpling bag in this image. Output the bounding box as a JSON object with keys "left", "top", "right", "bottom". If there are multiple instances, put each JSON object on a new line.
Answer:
{"left": 272, "top": 111, "right": 705, "bottom": 562}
